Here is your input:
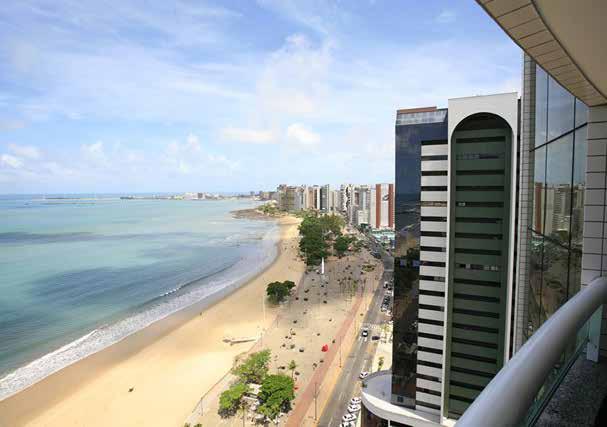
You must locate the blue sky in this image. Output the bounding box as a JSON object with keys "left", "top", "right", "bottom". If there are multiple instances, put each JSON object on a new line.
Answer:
{"left": 0, "top": 0, "right": 521, "bottom": 194}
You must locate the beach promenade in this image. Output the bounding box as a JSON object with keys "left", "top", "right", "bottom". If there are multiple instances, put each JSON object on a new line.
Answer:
{"left": 189, "top": 238, "right": 383, "bottom": 426}
{"left": 0, "top": 217, "right": 304, "bottom": 427}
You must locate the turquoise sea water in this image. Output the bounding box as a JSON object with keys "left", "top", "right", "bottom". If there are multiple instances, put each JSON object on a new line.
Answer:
{"left": 0, "top": 196, "right": 277, "bottom": 399}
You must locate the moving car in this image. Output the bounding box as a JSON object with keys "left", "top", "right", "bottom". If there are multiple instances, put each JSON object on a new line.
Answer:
{"left": 361, "top": 327, "right": 369, "bottom": 337}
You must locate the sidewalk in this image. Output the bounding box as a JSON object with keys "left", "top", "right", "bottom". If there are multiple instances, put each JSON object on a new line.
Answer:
{"left": 188, "top": 251, "right": 381, "bottom": 427}
{"left": 287, "top": 264, "right": 382, "bottom": 427}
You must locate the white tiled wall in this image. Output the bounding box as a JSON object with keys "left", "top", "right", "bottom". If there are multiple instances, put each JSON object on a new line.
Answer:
{"left": 581, "top": 104, "right": 607, "bottom": 360}
{"left": 513, "top": 54, "right": 535, "bottom": 352}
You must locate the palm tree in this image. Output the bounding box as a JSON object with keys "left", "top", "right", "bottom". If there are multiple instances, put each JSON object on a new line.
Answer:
{"left": 288, "top": 359, "right": 298, "bottom": 380}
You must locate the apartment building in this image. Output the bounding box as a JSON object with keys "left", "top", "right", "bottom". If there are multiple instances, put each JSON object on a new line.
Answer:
{"left": 370, "top": 183, "right": 395, "bottom": 229}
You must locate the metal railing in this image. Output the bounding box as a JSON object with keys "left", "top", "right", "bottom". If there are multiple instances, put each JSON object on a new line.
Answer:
{"left": 458, "top": 277, "right": 607, "bottom": 427}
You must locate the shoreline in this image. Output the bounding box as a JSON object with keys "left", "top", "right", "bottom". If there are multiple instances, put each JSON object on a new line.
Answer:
{"left": 0, "top": 216, "right": 304, "bottom": 426}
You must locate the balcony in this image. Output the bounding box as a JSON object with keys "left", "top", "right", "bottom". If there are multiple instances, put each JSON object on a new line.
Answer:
{"left": 361, "top": 371, "right": 444, "bottom": 427}
{"left": 459, "top": 277, "right": 607, "bottom": 426}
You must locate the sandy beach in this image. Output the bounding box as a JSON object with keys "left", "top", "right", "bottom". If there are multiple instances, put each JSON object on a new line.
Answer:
{"left": 188, "top": 234, "right": 383, "bottom": 427}
{"left": 0, "top": 216, "right": 304, "bottom": 427}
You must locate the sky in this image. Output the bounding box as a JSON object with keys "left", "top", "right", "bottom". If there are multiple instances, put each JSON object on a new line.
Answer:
{"left": 0, "top": 0, "right": 522, "bottom": 194}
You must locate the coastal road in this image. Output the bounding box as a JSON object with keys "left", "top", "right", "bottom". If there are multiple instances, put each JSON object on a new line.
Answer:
{"left": 318, "top": 238, "right": 393, "bottom": 427}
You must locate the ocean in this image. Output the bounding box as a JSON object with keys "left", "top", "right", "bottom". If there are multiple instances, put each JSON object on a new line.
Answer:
{"left": 0, "top": 195, "right": 278, "bottom": 400}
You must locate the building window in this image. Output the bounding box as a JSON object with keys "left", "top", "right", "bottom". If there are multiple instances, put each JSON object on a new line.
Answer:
{"left": 547, "top": 76, "right": 575, "bottom": 141}
{"left": 527, "top": 65, "right": 588, "bottom": 338}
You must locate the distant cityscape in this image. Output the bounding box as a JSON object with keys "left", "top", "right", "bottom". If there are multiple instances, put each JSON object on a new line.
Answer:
{"left": 263, "top": 183, "right": 394, "bottom": 230}
{"left": 122, "top": 183, "right": 395, "bottom": 234}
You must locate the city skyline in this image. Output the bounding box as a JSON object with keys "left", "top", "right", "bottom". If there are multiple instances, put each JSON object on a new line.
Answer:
{"left": 0, "top": 1, "right": 520, "bottom": 194}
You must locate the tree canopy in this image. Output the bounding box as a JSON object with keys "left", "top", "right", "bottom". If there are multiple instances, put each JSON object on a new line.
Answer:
{"left": 258, "top": 374, "right": 295, "bottom": 420}
{"left": 232, "top": 349, "right": 271, "bottom": 384}
{"left": 266, "top": 280, "right": 296, "bottom": 304}
{"left": 333, "top": 235, "right": 354, "bottom": 257}
{"left": 218, "top": 381, "right": 249, "bottom": 417}
{"left": 298, "top": 214, "right": 345, "bottom": 265}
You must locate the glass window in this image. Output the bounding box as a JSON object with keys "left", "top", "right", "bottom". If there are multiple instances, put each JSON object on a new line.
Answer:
{"left": 540, "top": 238, "right": 569, "bottom": 325}
{"left": 568, "top": 250, "right": 582, "bottom": 300}
{"left": 532, "top": 146, "right": 547, "bottom": 234}
{"left": 575, "top": 98, "right": 588, "bottom": 128}
{"left": 535, "top": 65, "right": 548, "bottom": 147}
{"left": 544, "top": 134, "right": 573, "bottom": 246}
{"left": 527, "top": 231, "right": 544, "bottom": 338}
{"left": 547, "top": 76, "right": 575, "bottom": 140}
{"left": 571, "top": 126, "right": 587, "bottom": 249}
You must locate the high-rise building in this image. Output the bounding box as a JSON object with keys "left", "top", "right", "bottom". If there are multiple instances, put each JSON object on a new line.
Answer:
{"left": 329, "top": 189, "right": 340, "bottom": 213}
{"left": 362, "top": 93, "right": 520, "bottom": 425}
{"left": 370, "top": 183, "right": 395, "bottom": 229}
{"left": 320, "top": 184, "right": 330, "bottom": 212}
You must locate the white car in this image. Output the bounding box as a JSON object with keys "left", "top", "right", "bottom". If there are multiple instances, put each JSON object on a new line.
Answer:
{"left": 350, "top": 396, "right": 362, "bottom": 405}
{"left": 342, "top": 413, "right": 356, "bottom": 423}
{"left": 340, "top": 422, "right": 355, "bottom": 427}
{"left": 348, "top": 404, "right": 361, "bottom": 413}
{"left": 361, "top": 327, "right": 369, "bottom": 337}
{"left": 359, "top": 371, "right": 370, "bottom": 379}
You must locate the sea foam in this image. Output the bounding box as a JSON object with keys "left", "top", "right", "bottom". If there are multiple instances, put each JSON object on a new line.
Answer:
{"left": 0, "top": 225, "right": 279, "bottom": 401}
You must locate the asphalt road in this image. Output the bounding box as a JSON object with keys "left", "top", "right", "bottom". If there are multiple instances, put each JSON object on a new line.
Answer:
{"left": 318, "top": 238, "right": 393, "bottom": 427}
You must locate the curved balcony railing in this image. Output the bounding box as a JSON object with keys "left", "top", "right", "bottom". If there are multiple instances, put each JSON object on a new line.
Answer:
{"left": 458, "top": 277, "right": 607, "bottom": 427}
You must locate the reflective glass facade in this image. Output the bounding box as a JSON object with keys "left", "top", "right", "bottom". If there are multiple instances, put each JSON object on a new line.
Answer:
{"left": 393, "top": 110, "right": 447, "bottom": 406}
{"left": 527, "top": 65, "right": 588, "bottom": 337}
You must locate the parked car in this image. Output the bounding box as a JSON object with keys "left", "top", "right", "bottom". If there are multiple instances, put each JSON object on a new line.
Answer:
{"left": 342, "top": 413, "right": 357, "bottom": 423}
{"left": 371, "top": 335, "right": 380, "bottom": 341}
{"left": 359, "top": 371, "right": 370, "bottom": 379}
{"left": 350, "top": 396, "right": 362, "bottom": 405}
{"left": 341, "top": 422, "right": 355, "bottom": 427}
{"left": 348, "top": 404, "right": 361, "bottom": 413}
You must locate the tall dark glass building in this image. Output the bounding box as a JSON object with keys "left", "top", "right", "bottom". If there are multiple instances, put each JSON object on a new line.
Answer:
{"left": 393, "top": 107, "right": 448, "bottom": 409}
{"left": 362, "top": 94, "right": 520, "bottom": 426}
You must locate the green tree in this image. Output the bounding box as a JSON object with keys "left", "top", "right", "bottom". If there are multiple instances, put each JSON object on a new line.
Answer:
{"left": 233, "top": 349, "right": 271, "bottom": 384}
{"left": 218, "top": 381, "right": 249, "bottom": 417}
{"left": 287, "top": 359, "right": 297, "bottom": 380}
{"left": 320, "top": 214, "right": 345, "bottom": 235}
{"left": 333, "top": 235, "right": 352, "bottom": 257}
{"left": 266, "top": 280, "right": 296, "bottom": 304}
{"left": 298, "top": 214, "right": 347, "bottom": 265}
{"left": 258, "top": 374, "right": 295, "bottom": 420}
{"left": 377, "top": 356, "right": 385, "bottom": 372}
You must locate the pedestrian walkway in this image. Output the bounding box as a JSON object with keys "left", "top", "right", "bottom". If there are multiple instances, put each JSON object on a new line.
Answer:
{"left": 286, "top": 289, "right": 364, "bottom": 427}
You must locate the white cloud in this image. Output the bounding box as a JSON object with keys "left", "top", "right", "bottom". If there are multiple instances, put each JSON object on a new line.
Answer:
{"left": 255, "top": 33, "right": 333, "bottom": 117}
{"left": 208, "top": 154, "right": 240, "bottom": 171}
{"left": 287, "top": 123, "right": 320, "bottom": 145}
{"left": 221, "top": 127, "right": 277, "bottom": 144}
{"left": 436, "top": 10, "right": 456, "bottom": 24}
{"left": 8, "top": 143, "right": 41, "bottom": 159}
{"left": 81, "top": 141, "right": 108, "bottom": 166}
{"left": 186, "top": 133, "right": 202, "bottom": 152}
{"left": 0, "top": 154, "right": 23, "bottom": 169}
